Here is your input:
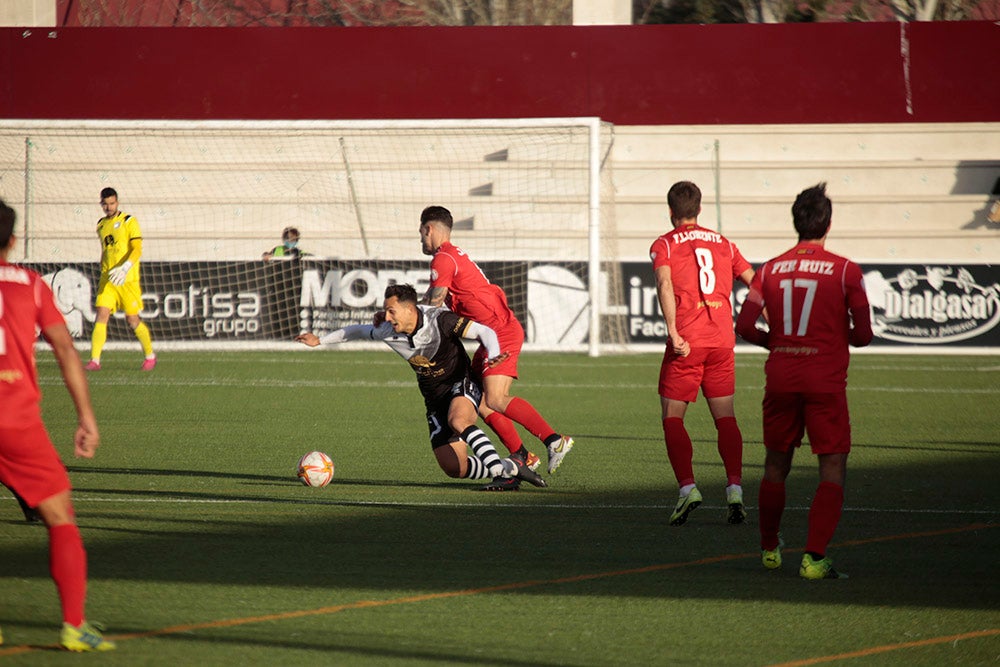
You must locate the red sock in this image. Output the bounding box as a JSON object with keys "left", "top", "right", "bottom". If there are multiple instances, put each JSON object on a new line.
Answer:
{"left": 502, "top": 397, "right": 556, "bottom": 444}
{"left": 483, "top": 411, "right": 523, "bottom": 455}
{"left": 715, "top": 416, "right": 743, "bottom": 486}
{"left": 758, "top": 479, "right": 785, "bottom": 550}
{"left": 806, "top": 481, "right": 844, "bottom": 558}
{"left": 662, "top": 417, "right": 695, "bottom": 487}
{"left": 49, "top": 523, "right": 87, "bottom": 627}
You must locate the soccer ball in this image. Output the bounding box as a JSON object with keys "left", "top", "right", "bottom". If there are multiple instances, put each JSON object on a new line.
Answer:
{"left": 297, "top": 451, "right": 334, "bottom": 487}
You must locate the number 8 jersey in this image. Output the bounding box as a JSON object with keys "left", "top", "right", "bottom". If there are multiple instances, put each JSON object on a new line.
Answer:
{"left": 649, "top": 223, "right": 752, "bottom": 348}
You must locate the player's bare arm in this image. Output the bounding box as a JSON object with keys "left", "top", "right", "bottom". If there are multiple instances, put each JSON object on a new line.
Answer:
{"left": 423, "top": 285, "right": 449, "bottom": 308}
{"left": 43, "top": 322, "right": 100, "bottom": 458}
{"left": 654, "top": 265, "right": 690, "bottom": 356}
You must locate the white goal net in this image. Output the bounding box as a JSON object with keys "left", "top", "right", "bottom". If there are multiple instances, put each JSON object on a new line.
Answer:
{"left": 0, "top": 119, "right": 626, "bottom": 354}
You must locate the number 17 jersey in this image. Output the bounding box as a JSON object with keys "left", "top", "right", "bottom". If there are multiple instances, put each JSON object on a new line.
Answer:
{"left": 749, "top": 242, "right": 870, "bottom": 393}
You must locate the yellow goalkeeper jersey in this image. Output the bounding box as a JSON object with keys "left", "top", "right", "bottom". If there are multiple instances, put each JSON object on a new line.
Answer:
{"left": 96, "top": 211, "right": 142, "bottom": 279}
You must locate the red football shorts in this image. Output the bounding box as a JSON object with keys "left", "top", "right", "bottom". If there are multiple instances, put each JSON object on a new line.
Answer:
{"left": 0, "top": 422, "right": 73, "bottom": 507}
{"left": 762, "top": 390, "right": 852, "bottom": 455}
{"left": 658, "top": 346, "right": 735, "bottom": 403}
{"left": 474, "top": 321, "right": 524, "bottom": 380}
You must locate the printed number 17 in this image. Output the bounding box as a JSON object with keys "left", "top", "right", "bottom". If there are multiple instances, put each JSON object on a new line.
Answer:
{"left": 779, "top": 278, "right": 817, "bottom": 336}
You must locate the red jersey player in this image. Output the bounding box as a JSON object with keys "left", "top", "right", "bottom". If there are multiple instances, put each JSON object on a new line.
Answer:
{"left": 0, "top": 200, "right": 115, "bottom": 650}
{"left": 736, "top": 183, "right": 873, "bottom": 580}
{"left": 650, "top": 181, "right": 754, "bottom": 526}
{"left": 419, "top": 205, "right": 573, "bottom": 488}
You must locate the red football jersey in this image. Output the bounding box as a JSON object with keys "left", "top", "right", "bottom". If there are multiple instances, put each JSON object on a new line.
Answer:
{"left": 430, "top": 242, "right": 517, "bottom": 331}
{"left": 649, "top": 223, "right": 751, "bottom": 348}
{"left": 0, "top": 262, "right": 65, "bottom": 424}
{"left": 742, "top": 242, "right": 872, "bottom": 392}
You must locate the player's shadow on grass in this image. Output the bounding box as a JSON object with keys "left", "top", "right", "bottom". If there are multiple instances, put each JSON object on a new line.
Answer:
{"left": 6, "top": 456, "right": 994, "bottom": 618}
{"left": 853, "top": 440, "right": 999, "bottom": 454}
{"left": 0, "top": 620, "right": 558, "bottom": 666}
{"left": 65, "top": 465, "right": 459, "bottom": 490}
{"left": 66, "top": 465, "right": 289, "bottom": 484}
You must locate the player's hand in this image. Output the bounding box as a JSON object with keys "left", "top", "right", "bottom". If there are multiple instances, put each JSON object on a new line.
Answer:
{"left": 487, "top": 352, "right": 510, "bottom": 368}
{"left": 372, "top": 310, "right": 386, "bottom": 327}
{"left": 295, "top": 333, "right": 320, "bottom": 347}
{"left": 671, "top": 334, "right": 690, "bottom": 357}
{"left": 73, "top": 420, "right": 100, "bottom": 459}
{"left": 108, "top": 260, "right": 132, "bottom": 286}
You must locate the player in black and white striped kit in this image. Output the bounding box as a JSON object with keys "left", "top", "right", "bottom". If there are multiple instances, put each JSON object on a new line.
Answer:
{"left": 296, "top": 284, "right": 546, "bottom": 490}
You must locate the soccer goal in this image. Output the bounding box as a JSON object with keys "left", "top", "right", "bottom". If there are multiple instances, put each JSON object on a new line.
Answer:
{"left": 0, "top": 118, "right": 627, "bottom": 355}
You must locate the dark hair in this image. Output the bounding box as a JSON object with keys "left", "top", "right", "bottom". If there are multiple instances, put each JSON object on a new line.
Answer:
{"left": 384, "top": 283, "right": 418, "bottom": 304}
{"left": 792, "top": 183, "right": 832, "bottom": 241}
{"left": 0, "top": 199, "right": 15, "bottom": 247}
{"left": 667, "top": 181, "right": 701, "bottom": 221}
{"left": 420, "top": 205, "right": 453, "bottom": 229}
{"left": 282, "top": 226, "right": 300, "bottom": 240}
{"left": 100, "top": 187, "right": 118, "bottom": 200}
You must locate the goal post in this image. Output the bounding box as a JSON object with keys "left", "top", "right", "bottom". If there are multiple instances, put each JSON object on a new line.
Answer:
{"left": 0, "top": 118, "right": 627, "bottom": 356}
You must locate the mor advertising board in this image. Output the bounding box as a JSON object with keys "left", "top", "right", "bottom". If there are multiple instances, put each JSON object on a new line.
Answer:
{"left": 25, "top": 260, "right": 1000, "bottom": 349}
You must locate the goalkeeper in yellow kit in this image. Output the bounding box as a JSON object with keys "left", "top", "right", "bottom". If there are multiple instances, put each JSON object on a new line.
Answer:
{"left": 85, "top": 187, "right": 156, "bottom": 371}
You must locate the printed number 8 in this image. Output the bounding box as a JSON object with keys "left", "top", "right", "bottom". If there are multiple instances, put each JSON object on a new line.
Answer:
{"left": 694, "top": 248, "right": 716, "bottom": 293}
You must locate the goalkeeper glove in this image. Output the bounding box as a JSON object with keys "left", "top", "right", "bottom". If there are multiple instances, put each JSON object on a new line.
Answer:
{"left": 108, "top": 260, "right": 133, "bottom": 286}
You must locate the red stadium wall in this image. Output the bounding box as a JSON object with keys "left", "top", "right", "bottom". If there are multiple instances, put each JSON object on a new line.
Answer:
{"left": 1, "top": 22, "right": 997, "bottom": 124}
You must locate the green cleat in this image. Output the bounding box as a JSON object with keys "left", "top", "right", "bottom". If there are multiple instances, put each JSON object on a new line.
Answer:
{"left": 799, "top": 554, "right": 848, "bottom": 580}
{"left": 726, "top": 487, "right": 746, "bottom": 525}
{"left": 669, "top": 487, "right": 703, "bottom": 526}
{"left": 761, "top": 535, "right": 785, "bottom": 570}
{"left": 60, "top": 622, "right": 116, "bottom": 652}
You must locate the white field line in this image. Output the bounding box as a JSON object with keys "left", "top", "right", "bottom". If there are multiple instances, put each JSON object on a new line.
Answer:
{"left": 34, "top": 356, "right": 1000, "bottom": 372}
{"left": 13, "top": 494, "right": 996, "bottom": 515}
{"left": 36, "top": 376, "right": 998, "bottom": 393}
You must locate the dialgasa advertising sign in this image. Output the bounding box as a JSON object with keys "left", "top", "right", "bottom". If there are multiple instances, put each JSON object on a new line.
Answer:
{"left": 863, "top": 265, "right": 1000, "bottom": 344}
{"left": 620, "top": 261, "right": 1000, "bottom": 348}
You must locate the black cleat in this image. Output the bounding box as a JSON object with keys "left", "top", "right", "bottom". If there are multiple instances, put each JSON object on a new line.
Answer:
{"left": 513, "top": 457, "right": 547, "bottom": 488}
{"left": 511, "top": 447, "right": 542, "bottom": 472}
{"left": 481, "top": 476, "right": 520, "bottom": 491}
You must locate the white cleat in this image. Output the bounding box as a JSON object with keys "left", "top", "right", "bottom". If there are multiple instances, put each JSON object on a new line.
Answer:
{"left": 546, "top": 436, "right": 574, "bottom": 474}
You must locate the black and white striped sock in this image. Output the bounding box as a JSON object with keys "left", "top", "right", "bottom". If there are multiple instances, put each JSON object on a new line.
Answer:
{"left": 464, "top": 455, "right": 488, "bottom": 479}
{"left": 462, "top": 426, "right": 506, "bottom": 478}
